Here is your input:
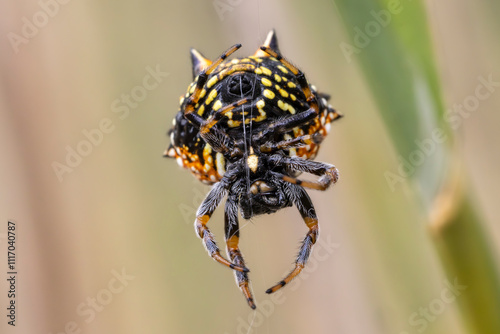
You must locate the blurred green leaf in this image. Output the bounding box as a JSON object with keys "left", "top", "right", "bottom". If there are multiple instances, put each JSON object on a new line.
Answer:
{"left": 334, "top": 0, "right": 500, "bottom": 333}
{"left": 334, "top": 0, "right": 449, "bottom": 203}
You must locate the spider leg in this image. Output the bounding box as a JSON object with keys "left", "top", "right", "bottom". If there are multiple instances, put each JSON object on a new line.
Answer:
{"left": 187, "top": 99, "right": 251, "bottom": 156}
{"left": 253, "top": 107, "right": 318, "bottom": 142}
{"left": 266, "top": 185, "right": 318, "bottom": 294}
{"left": 195, "top": 181, "right": 249, "bottom": 273}
{"left": 185, "top": 99, "right": 250, "bottom": 156}
{"left": 200, "top": 98, "right": 250, "bottom": 135}
{"left": 225, "top": 193, "right": 256, "bottom": 309}
{"left": 270, "top": 155, "right": 339, "bottom": 191}
{"left": 260, "top": 46, "right": 319, "bottom": 113}
{"left": 260, "top": 132, "right": 324, "bottom": 153}
{"left": 184, "top": 44, "right": 242, "bottom": 123}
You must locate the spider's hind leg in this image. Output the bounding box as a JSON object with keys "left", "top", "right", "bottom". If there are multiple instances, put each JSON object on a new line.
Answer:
{"left": 266, "top": 184, "right": 319, "bottom": 294}
{"left": 270, "top": 155, "right": 339, "bottom": 191}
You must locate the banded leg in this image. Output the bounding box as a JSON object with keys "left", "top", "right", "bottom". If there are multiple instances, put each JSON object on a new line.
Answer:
{"left": 195, "top": 181, "right": 248, "bottom": 273}
{"left": 186, "top": 99, "right": 251, "bottom": 156}
{"left": 200, "top": 98, "right": 250, "bottom": 135}
{"left": 252, "top": 107, "right": 318, "bottom": 142}
{"left": 186, "top": 99, "right": 251, "bottom": 155}
{"left": 260, "top": 133, "right": 324, "bottom": 153}
{"left": 260, "top": 46, "right": 319, "bottom": 113}
{"left": 270, "top": 155, "right": 339, "bottom": 191}
{"left": 266, "top": 185, "right": 319, "bottom": 293}
{"left": 225, "top": 194, "right": 256, "bottom": 309}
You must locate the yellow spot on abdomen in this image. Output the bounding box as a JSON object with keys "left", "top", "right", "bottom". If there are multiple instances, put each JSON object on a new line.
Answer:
{"left": 228, "top": 120, "right": 241, "bottom": 127}
{"left": 277, "top": 100, "right": 295, "bottom": 114}
{"left": 260, "top": 66, "right": 272, "bottom": 76}
{"left": 264, "top": 89, "right": 275, "bottom": 99}
{"left": 197, "top": 105, "right": 205, "bottom": 116}
{"left": 278, "top": 65, "right": 289, "bottom": 74}
{"left": 261, "top": 78, "right": 272, "bottom": 87}
{"left": 205, "top": 89, "right": 218, "bottom": 105}
{"left": 207, "top": 76, "right": 218, "bottom": 88}
{"left": 249, "top": 56, "right": 263, "bottom": 63}
{"left": 279, "top": 89, "right": 289, "bottom": 98}
{"left": 254, "top": 102, "right": 267, "bottom": 122}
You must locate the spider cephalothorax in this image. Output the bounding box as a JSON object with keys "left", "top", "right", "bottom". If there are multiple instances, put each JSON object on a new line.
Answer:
{"left": 164, "top": 30, "right": 342, "bottom": 309}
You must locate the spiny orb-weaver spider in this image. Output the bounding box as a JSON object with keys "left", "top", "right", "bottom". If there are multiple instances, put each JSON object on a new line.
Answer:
{"left": 164, "top": 30, "right": 342, "bottom": 309}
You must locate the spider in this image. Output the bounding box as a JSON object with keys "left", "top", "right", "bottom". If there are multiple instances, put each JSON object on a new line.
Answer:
{"left": 164, "top": 30, "right": 342, "bottom": 309}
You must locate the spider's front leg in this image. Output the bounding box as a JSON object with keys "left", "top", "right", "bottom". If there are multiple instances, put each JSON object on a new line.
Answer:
{"left": 194, "top": 177, "right": 249, "bottom": 273}
{"left": 270, "top": 155, "right": 339, "bottom": 191}
{"left": 253, "top": 107, "right": 318, "bottom": 143}
{"left": 196, "top": 99, "right": 250, "bottom": 155}
{"left": 184, "top": 44, "right": 242, "bottom": 120}
{"left": 266, "top": 184, "right": 319, "bottom": 294}
{"left": 260, "top": 46, "right": 319, "bottom": 113}
{"left": 260, "top": 133, "right": 324, "bottom": 153}
{"left": 225, "top": 192, "right": 256, "bottom": 309}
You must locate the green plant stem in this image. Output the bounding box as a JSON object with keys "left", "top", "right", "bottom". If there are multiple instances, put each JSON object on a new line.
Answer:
{"left": 433, "top": 195, "right": 500, "bottom": 334}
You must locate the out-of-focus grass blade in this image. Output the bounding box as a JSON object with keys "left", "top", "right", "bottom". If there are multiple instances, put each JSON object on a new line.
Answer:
{"left": 333, "top": 0, "right": 500, "bottom": 333}
{"left": 333, "top": 0, "right": 449, "bottom": 202}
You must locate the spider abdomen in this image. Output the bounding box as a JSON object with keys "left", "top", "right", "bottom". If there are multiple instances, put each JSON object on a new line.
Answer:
{"left": 166, "top": 52, "right": 339, "bottom": 184}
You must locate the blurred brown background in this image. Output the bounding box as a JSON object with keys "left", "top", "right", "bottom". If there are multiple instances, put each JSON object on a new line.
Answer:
{"left": 0, "top": 0, "right": 498, "bottom": 333}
